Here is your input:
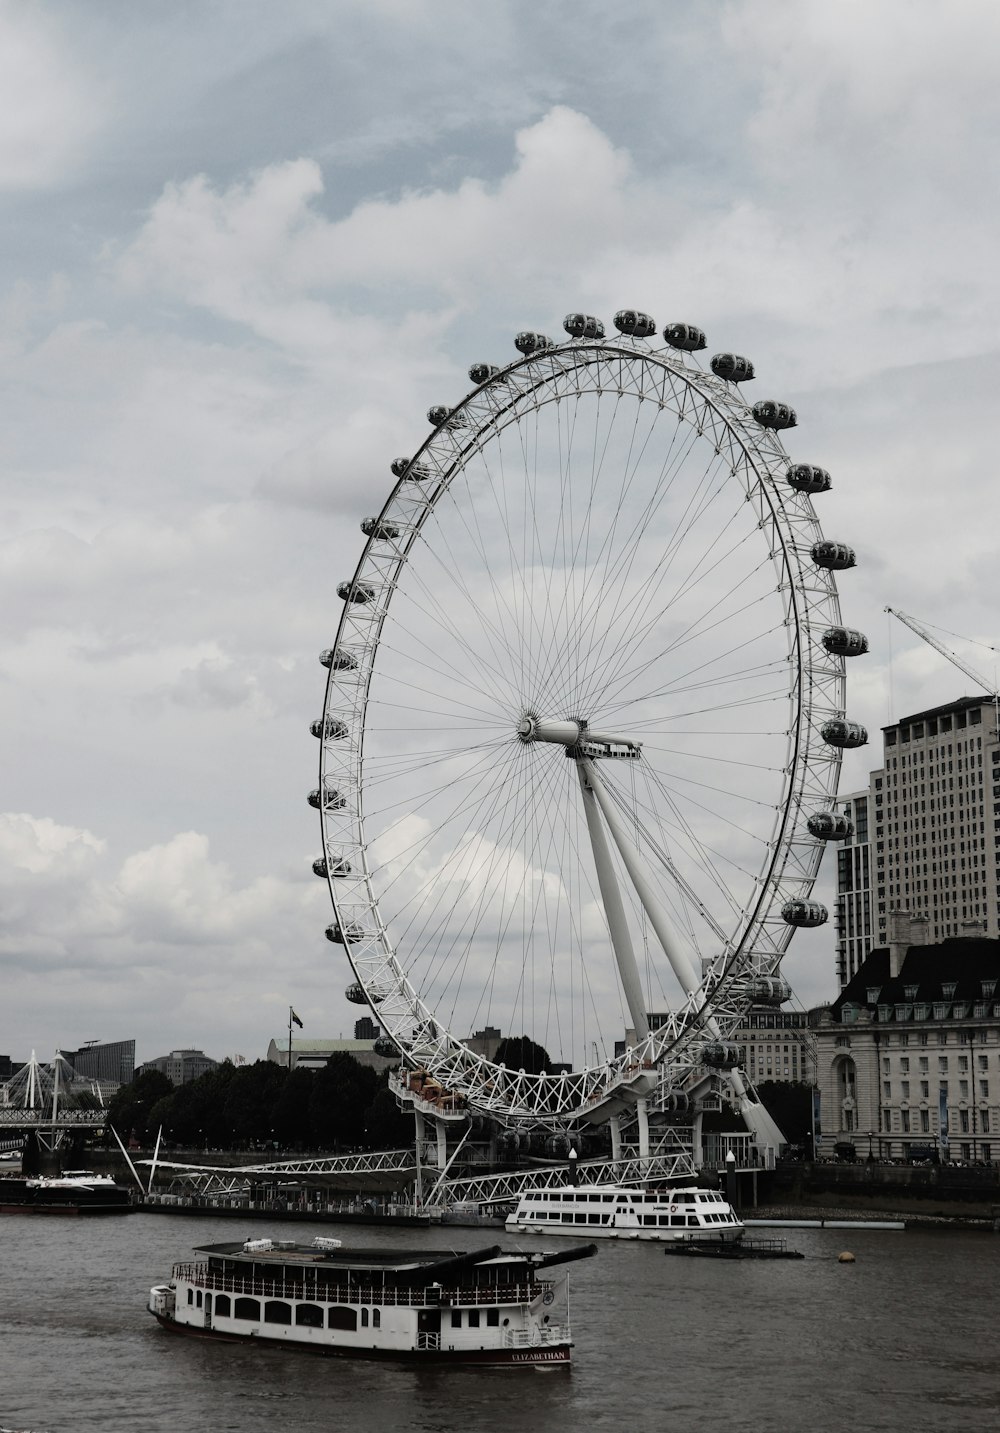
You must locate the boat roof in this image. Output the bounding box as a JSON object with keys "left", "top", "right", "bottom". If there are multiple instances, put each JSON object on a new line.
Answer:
{"left": 194, "top": 1240, "right": 593, "bottom": 1274}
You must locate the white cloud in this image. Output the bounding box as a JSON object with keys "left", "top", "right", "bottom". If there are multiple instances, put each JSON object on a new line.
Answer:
{"left": 0, "top": 7, "right": 102, "bottom": 189}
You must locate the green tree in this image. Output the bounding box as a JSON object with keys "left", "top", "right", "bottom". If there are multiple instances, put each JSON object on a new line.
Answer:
{"left": 272, "top": 1066, "right": 315, "bottom": 1149}
{"left": 309, "top": 1053, "right": 378, "bottom": 1150}
{"left": 107, "top": 1069, "right": 174, "bottom": 1144}
{"left": 754, "top": 1081, "right": 813, "bottom": 1147}
{"left": 365, "top": 1080, "right": 414, "bottom": 1150}
{"left": 494, "top": 1035, "right": 551, "bottom": 1074}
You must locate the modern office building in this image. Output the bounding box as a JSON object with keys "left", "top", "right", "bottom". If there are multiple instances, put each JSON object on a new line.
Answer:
{"left": 834, "top": 789, "right": 874, "bottom": 988}
{"left": 64, "top": 1039, "right": 135, "bottom": 1087}
{"left": 873, "top": 695, "right": 1000, "bottom": 946}
{"left": 736, "top": 1009, "right": 816, "bottom": 1086}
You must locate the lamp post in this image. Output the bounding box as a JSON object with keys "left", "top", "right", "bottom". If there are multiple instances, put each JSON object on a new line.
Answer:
{"left": 866, "top": 1129, "right": 875, "bottom": 1163}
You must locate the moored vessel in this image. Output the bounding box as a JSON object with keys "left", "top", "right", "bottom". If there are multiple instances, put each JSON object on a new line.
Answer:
{"left": 0, "top": 1170, "right": 134, "bottom": 1216}
{"left": 148, "top": 1236, "right": 595, "bottom": 1364}
{"left": 506, "top": 1183, "right": 744, "bottom": 1242}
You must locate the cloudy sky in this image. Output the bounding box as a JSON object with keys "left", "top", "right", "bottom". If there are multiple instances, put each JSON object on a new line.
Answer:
{"left": 4, "top": 0, "right": 999, "bottom": 1068}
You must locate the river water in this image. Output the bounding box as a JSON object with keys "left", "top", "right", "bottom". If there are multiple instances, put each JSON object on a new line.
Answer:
{"left": 2, "top": 1212, "right": 999, "bottom": 1433}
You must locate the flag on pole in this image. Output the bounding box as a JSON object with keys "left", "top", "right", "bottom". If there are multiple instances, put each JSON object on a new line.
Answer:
{"left": 291, "top": 1009, "right": 303, "bottom": 1029}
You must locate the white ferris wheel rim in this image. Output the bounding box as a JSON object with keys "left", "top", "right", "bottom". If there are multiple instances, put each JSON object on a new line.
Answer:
{"left": 315, "top": 328, "right": 848, "bottom": 1123}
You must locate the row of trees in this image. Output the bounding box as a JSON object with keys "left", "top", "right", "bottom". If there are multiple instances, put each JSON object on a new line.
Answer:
{"left": 107, "top": 1056, "right": 413, "bottom": 1152}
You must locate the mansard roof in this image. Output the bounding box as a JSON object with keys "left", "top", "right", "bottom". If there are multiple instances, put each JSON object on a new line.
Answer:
{"left": 832, "top": 937, "right": 1000, "bottom": 1023}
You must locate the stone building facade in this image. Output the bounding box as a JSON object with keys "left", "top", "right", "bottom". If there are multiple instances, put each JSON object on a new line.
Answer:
{"left": 813, "top": 916, "right": 1000, "bottom": 1161}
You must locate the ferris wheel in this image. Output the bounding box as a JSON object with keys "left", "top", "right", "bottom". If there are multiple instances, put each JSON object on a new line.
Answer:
{"left": 310, "top": 309, "right": 867, "bottom": 1127}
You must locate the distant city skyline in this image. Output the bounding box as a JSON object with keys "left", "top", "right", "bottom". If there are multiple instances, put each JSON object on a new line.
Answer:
{"left": 4, "top": 2, "right": 1000, "bottom": 1057}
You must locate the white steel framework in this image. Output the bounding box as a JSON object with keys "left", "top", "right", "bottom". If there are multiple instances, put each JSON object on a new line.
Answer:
{"left": 315, "top": 320, "right": 852, "bottom": 1124}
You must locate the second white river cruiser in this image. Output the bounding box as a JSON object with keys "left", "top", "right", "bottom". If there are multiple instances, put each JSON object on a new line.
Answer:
{"left": 506, "top": 1184, "right": 744, "bottom": 1242}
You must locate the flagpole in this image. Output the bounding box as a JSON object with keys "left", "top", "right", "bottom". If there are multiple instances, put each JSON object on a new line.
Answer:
{"left": 288, "top": 1006, "right": 293, "bottom": 1072}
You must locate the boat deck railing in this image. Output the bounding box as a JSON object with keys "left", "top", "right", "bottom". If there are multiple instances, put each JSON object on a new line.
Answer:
{"left": 502, "top": 1325, "right": 567, "bottom": 1348}
{"left": 171, "top": 1262, "right": 545, "bottom": 1309}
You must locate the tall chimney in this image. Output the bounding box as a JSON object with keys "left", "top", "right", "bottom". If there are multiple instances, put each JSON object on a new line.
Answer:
{"left": 887, "top": 908, "right": 913, "bottom": 979}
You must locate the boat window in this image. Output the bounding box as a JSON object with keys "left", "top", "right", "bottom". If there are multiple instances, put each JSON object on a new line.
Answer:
{"left": 264, "top": 1301, "right": 292, "bottom": 1325}
{"left": 328, "top": 1306, "right": 358, "bottom": 1332}
{"left": 372, "top": 1309, "right": 380, "bottom": 1328}
{"left": 196, "top": 1291, "right": 203, "bottom": 1309}
{"left": 234, "top": 1297, "right": 259, "bottom": 1320}
{"left": 468, "top": 1310, "right": 480, "bottom": 1328}
{"left": 486, "top": 1309, "right": 499, "bottom": 1326}
{"left": 214, "top": 1295, "right": 231, "bottom": 1318}
{"left": 451, "top": 1310, "right": 461, "bottom": 1328}
{"left": 296, "top": 1303, "right": 324, "bottom": 1328}
{"left": 187, "top": 1288, "right": 193, "bottom": 1305}
{"left": 361, "top": 1308, "right": 369, "bottom": 1327}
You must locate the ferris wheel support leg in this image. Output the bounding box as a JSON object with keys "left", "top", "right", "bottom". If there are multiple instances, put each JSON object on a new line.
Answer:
{"left": 413, "top": 1110, "right": 425, "bottom": 1207}
{"left": 435, "top": 1117, "right": 448, "bottom": 1171}
{"left": 692, "top": 1106, "right": 704, "bottom": 1171}
{"left": 636, "top": 1098, "right": 650, "bottom": 1162}
{"left": 580, "top": 757, "right": 701, "bottom": 1000}
{"left": 575, "top": 761, "right": 650, "bottom": 1041}
{"left": 609, "top": 1115, "right": 622, "bottom": 1165}
{"left": 728, "top": 1068, "right": 784, "bottom": 1163}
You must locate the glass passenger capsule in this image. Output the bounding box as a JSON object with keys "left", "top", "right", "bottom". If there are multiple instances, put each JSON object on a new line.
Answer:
{"left": 514, "top": 331, "right": 554, "bottom": 354}
{"left": 822, "top": 627, "right": 869, "bottom": 658}
{"left": 821, "top": 719, "right": 868, "bottom": 749}
{"left": 811, "top": 541, "right": 856, "bottom": 571}
{"left": 745, "top": 976, "right": 792, "bottom": 1006}
{"left": 468, "top": 362, "right": 503, "bottom": 384}
{"left": 710, "top": 353, "right": 755, "bottom": 382}
{"left": 319, "top": 648, "right": 358, "bottom": 671}
{"left": 325, "top": 920, "right": 366, "bottom": 944}
{"left": 391, "top": 457, "right": 431, "bottom": 481}
{"left": 563, "top": 313, "right": 605, "bottom": 339}
{"left": 307, "top": 788, "right": 347, "bottom": 811}
{"left": 337, "top": 580, "right": 376, "bottom": 603}
{"left": 345, "top": 982, "right": 367, "bottom": 1004}
{"left": 310, "top": 717, "right": 348, "bottom": 740}
{"left": 702, "top": 1041, "right": 742, "bottom": 1069}
{"left": 427, "top": 405, "right": 465, "bottom": 429}
{"left": 312, "top": 856, "right": 329, "bottom": 878}
{"left": 807, "top": 811, "right": 854, "bottom": 841}
{"left": 372, "top": 1036, "right": 399, "bottom": 1059}
{"left": 663, "top": 322, "right": 707, "bottom": 351}
{"left": 752, "top": 399, "right": 798, "bottom": 430}
{"left": 361, "top": 517, "right": 399, "bottom": 540}
{"left": 781, "top": 899, "right": 829, "bottom": 927}
{"left": 614, "top": 309, "right": 657, "bottom": 338}
{"left": 787, "top": 463, "right": 831, "bottom": 493}
{"left": 664, "top": 1090, "right": 690, "bottom": 1113}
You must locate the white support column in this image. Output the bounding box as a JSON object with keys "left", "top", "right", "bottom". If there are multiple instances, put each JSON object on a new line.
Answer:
{"left": 582, "top": 758, "right": 786, "bottom": 1156}
{"left": 435, "top": 1115, "right": 447, "bottom": 1170}
{"left": 636, "top": 1098, "right": 650, "bottom": 1161}
{"left": 609, "top": 1115, "right": 622, "bottom": 1163}
{"left": 413, "top": 1110, "right": 425, "bottom": 1206}
{"left": 576, "top": 761, "right": 650, "bottom": 1041}
{"left": 581, "top": 757, "right": 701, "bottom": 997}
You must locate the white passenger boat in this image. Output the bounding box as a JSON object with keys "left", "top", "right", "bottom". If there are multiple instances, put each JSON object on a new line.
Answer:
{"left": 149, "top": 1236, "right": 595, "bottom": 1365}
{"left": 506, "top": 1184, "right": 744, "bottom": 1243}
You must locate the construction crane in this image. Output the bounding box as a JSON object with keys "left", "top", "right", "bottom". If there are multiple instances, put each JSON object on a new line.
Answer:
{"left": 885, "top": 606, "right": 1000, "bottom": 736}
